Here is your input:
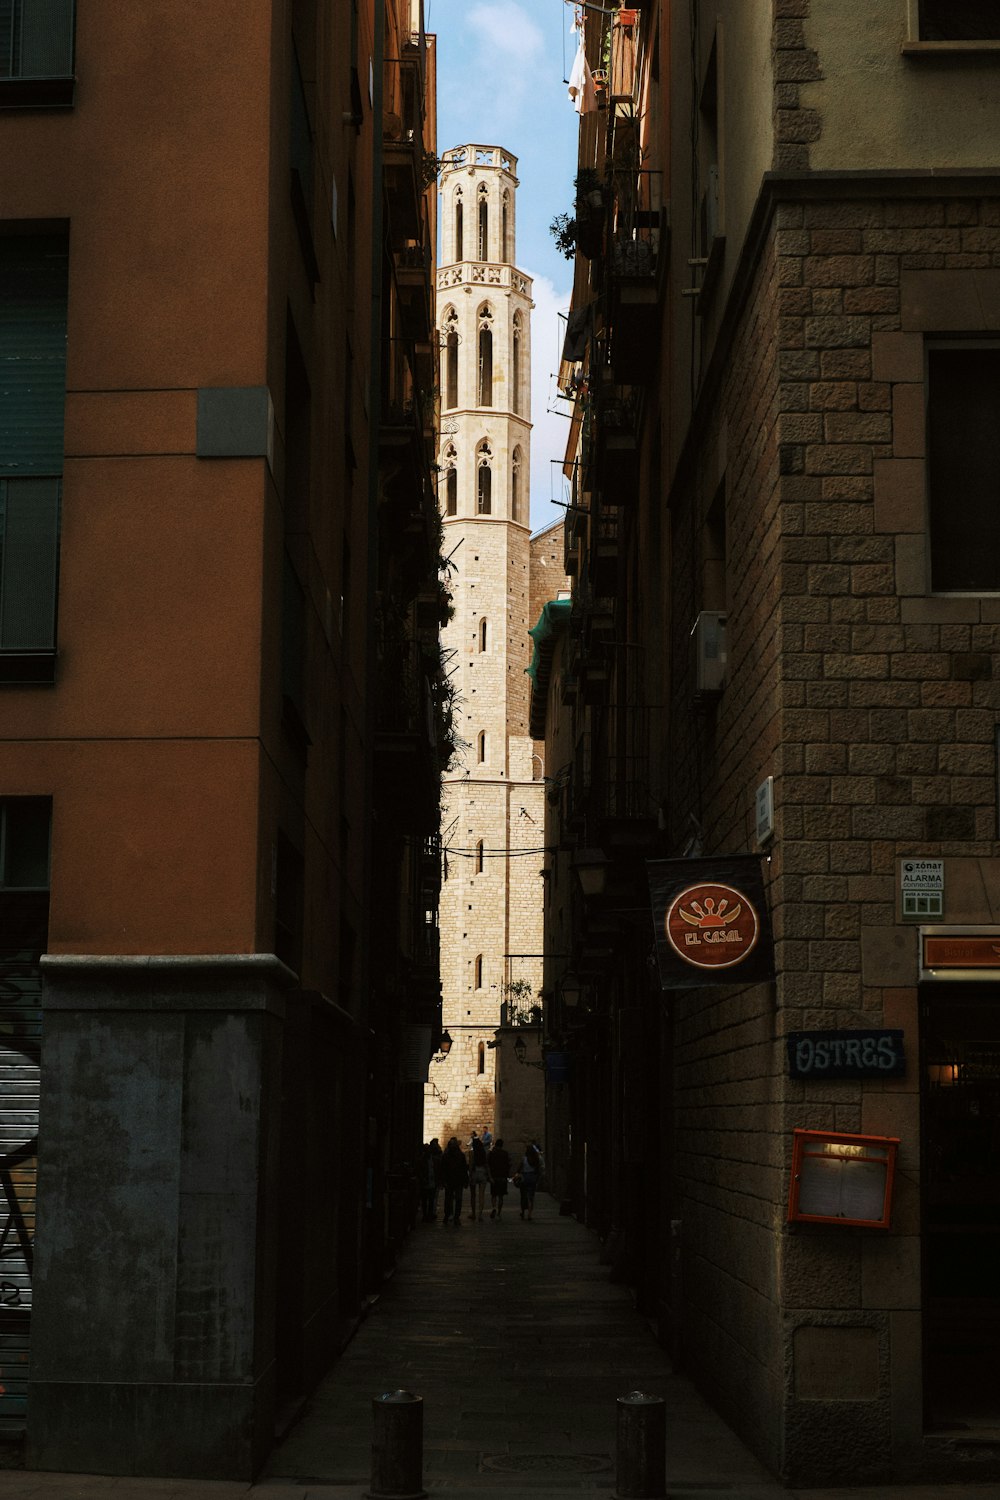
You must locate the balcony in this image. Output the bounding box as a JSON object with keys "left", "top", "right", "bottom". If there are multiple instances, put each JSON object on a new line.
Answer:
{"left": 594, "top": 387, "right": 639, "bottom": 501}
{"left": 394, "top": 241, "right": 433, "bottom": 341}
{"left": 588, "top": 507, "right": 619, "bottom": 596}
{"left": 606, "top": 169, "right": 664, "bottom": 382}
{"left": 383, "top": 49, "right": 428, "bottom": 247}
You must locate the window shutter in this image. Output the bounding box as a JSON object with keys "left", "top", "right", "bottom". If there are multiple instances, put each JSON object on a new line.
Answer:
{"left": 0, "top": 0, "right": 74, "bottom": 80}
{"left": 0, "top": 477, "right": 60, "bottom": 649}
{"left": 20, "top": 0, "right": 74, "bottom": 77}
{"left": 0, "top": 236, "right": 68, "bottom": 474}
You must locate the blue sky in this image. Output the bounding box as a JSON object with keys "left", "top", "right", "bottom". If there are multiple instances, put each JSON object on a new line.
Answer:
{"left": 427, "top": 0, "right": 580, "bottom": 532}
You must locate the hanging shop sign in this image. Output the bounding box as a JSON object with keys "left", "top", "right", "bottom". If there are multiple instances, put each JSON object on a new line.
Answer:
{"left": 787, "top": 1029, "right": 905, "bottom": 1081}
{"left": 787, "top": 1129, "right": 899, "bottom": 1230}
{"left": 647, "top": 855, "right": 775, "bottom": 989}
{"left": 919, "top": 925, "right": 1000, "bottom": 982}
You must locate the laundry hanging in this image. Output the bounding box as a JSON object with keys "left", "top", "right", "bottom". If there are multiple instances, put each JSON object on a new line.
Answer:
{"left": 567, "top": 34, "right": 598, "bottom": 115}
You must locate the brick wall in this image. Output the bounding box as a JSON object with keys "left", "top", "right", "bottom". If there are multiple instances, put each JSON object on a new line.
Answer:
{"left": 667, "top": 192, "right": 1000, "bottom": 1481}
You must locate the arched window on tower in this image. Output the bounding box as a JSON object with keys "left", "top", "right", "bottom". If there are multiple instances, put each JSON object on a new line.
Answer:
{"left": 511, "top": 448, "right": 523, "bottom": 523}
{"left": 477, "top": 304, "right": 493, "bottom": 407}
{"left": 478, "top": 1042, "right": 485, "bottom": 1075}
{"left": 475, "top": 839, "right": 484, "bottom": 872}
{"left": 479, "top": 617, "right": 488, "bottom": 652}
{"left": 446, "top": 465, "right": 457, "bottom": 516}
{"left": 444, "top": 307, "right": 458, "bottom": 409}
{"left": 502, "top": 190, "right": 511, "bottom": 261}
{"left": 478, "top": 184, "right": 489, "bottom": 258}
{"left": 478, "top": 730, "right": 487, "bottom": 763}
{"left": 474, "top": 954, "right": 483, "bottom": 988}
{"left": 512, "top": 312, "right": 522, "bottom": 415}
{"left": 477, "top": 441, "right": 492, "bottom": 515}
{"left": 455, "top": 190, "right": 464, "bottom": 260}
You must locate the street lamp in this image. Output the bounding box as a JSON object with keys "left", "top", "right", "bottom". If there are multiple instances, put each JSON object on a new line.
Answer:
{"left": 513, "top": 1033, "right": 545, "bottom": 1069}
{"left": 558, "top": 970, "right": 582, "bottom": 1009}
{"left": 432, "top": 1029, "right": 453, "bottom": 1064}
{"left": 573, "top": 848, "right": 610, "bottom": 898}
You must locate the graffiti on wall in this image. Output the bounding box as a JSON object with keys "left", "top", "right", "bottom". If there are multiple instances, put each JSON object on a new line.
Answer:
{"left": 0, "top": 894, "right": 46, "bottom": 1431}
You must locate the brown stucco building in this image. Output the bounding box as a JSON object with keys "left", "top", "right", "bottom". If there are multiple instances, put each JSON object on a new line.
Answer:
{"left": 0, "top": 0, "right": 441, "bottom": 1479}
{"left": 540, "top": 0, "right": 1000, "bottom": 1487}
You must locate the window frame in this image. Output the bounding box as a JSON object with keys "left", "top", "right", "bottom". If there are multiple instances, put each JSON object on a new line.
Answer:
{"left": 0, "top": 0, "right": 76, "bottom": 110}
{"left": 925, "top": 337, "right": 1000, "bottom": 596}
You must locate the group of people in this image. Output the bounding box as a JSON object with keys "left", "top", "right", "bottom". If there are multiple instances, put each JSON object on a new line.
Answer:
{"left": 418, "top": 1128, "right": 544, "bottom": 1224}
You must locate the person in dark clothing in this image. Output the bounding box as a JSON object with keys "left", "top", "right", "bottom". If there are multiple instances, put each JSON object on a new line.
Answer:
{"left": 518, "top": 1142, "right": 541, "bottom": 1220}
{"left": 487, "top": 1137, "right": 511, "bottom": 1219}
{"left": 441, "top": 1136, "right": 469, "bottom": 1226}
{"left": 418, "top": 1143, "right": 438, "bottom": 1221}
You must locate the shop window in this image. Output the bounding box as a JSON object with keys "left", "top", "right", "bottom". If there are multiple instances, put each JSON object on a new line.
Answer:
{"left": 0, "top": 0, "right": 75, "bottom": 107}
{"left": 920, "top": 1, "right": 1000, "bottom": 40}
{"left": 0, "top": 235, "right": 68, "bottom": 684}
{"left": 927, "top": 344, "right": 1000, "bottom": 592}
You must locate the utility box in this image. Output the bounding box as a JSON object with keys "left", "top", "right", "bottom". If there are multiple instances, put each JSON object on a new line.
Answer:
{"left": 691, "top": 611, "right": 727, "bottom": 699}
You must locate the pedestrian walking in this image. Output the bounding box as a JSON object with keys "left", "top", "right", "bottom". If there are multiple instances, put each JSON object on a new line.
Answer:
{"left": 441, "top": 1136, "right": 469, "bottom": 1226}
{"left": 418, "top": 1143, "right": 437, "bottom": 1222}
{"left": 517, "top": 1141, "right": 541, "bottom": 1220}
{"left": 468, "top": 1130, "right": 490, "bottom": 1220}
{"left": 481, "top": 1123, "right": 493, "bottom": 1150}
{"left": 487, "top": 1137, "right": 510, "bottom": 1219}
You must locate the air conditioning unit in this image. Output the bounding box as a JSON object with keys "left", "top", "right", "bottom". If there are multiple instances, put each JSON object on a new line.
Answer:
{"left": 691, "top": 610, "right": 727, "bottom": 699}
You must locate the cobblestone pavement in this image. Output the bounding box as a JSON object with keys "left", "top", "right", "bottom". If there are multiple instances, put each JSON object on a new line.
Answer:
{"left": 2, "top": 1195, "right": 999, "bottom": 1498}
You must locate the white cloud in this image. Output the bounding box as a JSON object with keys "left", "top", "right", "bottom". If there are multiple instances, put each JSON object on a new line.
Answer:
{"left": 523, "top": 269, "right": 573, "bottom": 533}
{"left": 465, "top": 2, "right": 544, "bottom": 66}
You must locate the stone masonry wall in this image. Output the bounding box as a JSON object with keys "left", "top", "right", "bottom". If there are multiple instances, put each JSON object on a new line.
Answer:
{"left": 672, "top": 191, "right": 1000, "bottom": 1485}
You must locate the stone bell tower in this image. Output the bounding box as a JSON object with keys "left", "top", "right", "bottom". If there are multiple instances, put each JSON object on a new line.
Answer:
{"left": 424, "top": 144, "right": 544, "bottom": 1147}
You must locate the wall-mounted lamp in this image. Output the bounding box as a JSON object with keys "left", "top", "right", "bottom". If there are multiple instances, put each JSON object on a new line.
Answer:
{"left": 573, "top": 848, "right": 610, "bottom": 898}
{"left": 432, "top": 1029, "right": 454, "bottom": 1064}
{"left": 513, "top": 1034, "right": 545, "bottom": 1069}
{"left": 558, "top": 970, "right": 582, "bottom": 1009}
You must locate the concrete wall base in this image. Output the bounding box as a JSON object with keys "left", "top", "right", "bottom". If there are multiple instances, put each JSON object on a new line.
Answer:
{"left": 27, "top": 954, "right": 295, "bottom": 1480}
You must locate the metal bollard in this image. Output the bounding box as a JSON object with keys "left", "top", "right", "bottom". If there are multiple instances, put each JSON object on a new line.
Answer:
{"left": 367, "top": 1389, "right": 427, "bottom": 1500}
{"left": 615, "top": 1390, "right": 666, "bottom": 1499}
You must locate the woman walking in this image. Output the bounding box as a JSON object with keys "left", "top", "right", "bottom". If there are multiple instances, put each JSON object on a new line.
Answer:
{"left": 517, "top": 1141, "right": 541, "bottom": 1220}
{"left": 441, "top": 1136, "right": 469, "bottom": 1226}
{"left": 487, "top": 1137, "right": 511, "bottom": 1219}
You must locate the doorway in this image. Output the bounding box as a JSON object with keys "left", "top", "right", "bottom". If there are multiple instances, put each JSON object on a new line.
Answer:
{"left": 921, "top": 985, "right": 1000, "bottom": 1431}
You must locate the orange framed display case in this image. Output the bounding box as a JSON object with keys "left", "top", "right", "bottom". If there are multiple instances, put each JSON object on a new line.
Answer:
{"left": 787, "top": 1129, "right": 900, "bottom": 1230}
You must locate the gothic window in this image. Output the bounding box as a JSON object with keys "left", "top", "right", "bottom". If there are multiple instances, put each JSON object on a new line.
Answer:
{"left": 511, "top": 448, "right": 523, "bottom": 523}
{"left": 478, "top": 184, "right": 489, "bottom": 259}
{"left": 474, "top": 954, "right": 483, "bottom": 988}
{"left": 502, "top": 190, "right": 511, "bottom": 261}
{"left": 479, "top": 617, "right": 488, "bottom": 652}
{"left": 475, "top": 839, "right": 484, "bottom": 872}
{"left": 446, "top": 466, "right": 457, "bottom": 516}
{"left": 477, "top": 303, "right": 493, "bottom": 407}
{"left": 478, "top": 731, "right": 487, "bottom": 763}
{"left": 455, "top": 189, "right": 464, "bottom": 260}
{"left": 477, "top": 463, "right": 492, "bottom": 516}
{"left": 444, "top": 307, "right": 459, "bottom": 409}
{"left": 512, "top": 312, "right": 523, "bottom": 414}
